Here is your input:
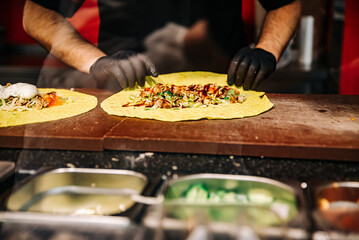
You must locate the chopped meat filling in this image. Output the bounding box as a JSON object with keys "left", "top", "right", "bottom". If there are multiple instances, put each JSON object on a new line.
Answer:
{"left": 122, "top": 83, "right": 246, "bottom": 109}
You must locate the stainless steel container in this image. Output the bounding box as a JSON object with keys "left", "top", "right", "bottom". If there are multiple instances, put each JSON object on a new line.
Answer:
{"left": 6, "top": 168, "right": 148, "bottom": 216}
{"left": 311, "top": 181, "right": 359, "bottom": 239}
{"left": 144, "top": 174, "right": 309, "bottom": 239}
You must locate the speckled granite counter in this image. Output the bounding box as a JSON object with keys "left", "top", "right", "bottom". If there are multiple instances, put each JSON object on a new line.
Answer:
{"left": 1, "top": 149, "right": 358, "bottom": 182}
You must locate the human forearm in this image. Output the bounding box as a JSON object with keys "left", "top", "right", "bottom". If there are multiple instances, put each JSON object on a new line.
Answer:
{"left": 227, "top": 0, "right": 301, "bottom": 89}
{"left": 255, "top": 0, "right": 301, "bottom": 61}
{"left": 23, "top": 0, "right": 106, "bottom": 73}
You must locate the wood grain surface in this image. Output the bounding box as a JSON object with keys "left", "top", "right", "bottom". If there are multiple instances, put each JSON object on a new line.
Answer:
{"left": 1, "top": 91, "right": 358, "bottom": 161}
{"left": 103, "top": 94, "right": 359, "bottom": 161}
{"left": 0, "top": 89, "right": 120, "bottom": 151}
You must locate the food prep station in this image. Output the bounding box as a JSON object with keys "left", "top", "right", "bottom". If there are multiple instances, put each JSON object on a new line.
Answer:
{"left": 0, "top": 89, "right": 359, "bottom": 240}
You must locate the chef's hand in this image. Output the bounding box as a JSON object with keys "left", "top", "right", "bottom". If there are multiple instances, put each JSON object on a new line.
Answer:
{"left": 227, "top": 47, "right": 276, "bottom": 90}
{"left": 90, "top": 51, "right": 158, "bottom": 90}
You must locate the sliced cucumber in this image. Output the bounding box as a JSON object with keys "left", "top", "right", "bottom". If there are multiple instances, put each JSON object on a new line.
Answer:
{"left": 248, "top": 188, "right": 274, "bottom": 204}
{"left": 208, "top": 190, "right": 226, "bottom": 203}
{"left": 185, "top": 183, "right": 209, "bottom": 202}
{"left": 222, "top": 192, "right": 237, "bottom": 203}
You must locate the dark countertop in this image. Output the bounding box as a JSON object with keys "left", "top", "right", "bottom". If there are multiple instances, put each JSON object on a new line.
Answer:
{"left": 1, "top": 148, "right": 358, "bottom": 183}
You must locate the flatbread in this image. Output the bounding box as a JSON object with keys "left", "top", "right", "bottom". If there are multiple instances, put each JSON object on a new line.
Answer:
{"left": 0, "top": 89, "right": 97, "bottom": 127}
{"left": 101, "top": 72, "right": 273, "bottom": 121}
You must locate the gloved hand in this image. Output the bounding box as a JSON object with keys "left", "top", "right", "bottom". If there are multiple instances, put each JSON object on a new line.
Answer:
{"left": 227, "top": 47, "right": 276, "bottom": 90}
{"left": 90, "top": 51, "right": 158, "bottom": 90}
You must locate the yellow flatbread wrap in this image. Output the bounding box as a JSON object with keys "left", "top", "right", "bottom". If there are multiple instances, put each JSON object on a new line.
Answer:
{"left": 0, "top": 89, "right": 97, "bottom": 127}
{"left": 101, "top": 71, "right": 273, "bottom": 121}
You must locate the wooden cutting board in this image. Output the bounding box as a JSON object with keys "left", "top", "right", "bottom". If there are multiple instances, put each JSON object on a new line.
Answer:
{"left": 104, "top": 94, "right": 359, "bottom": 161}
{"left": 0, "top": 89, "right": 120, "bottom": 151}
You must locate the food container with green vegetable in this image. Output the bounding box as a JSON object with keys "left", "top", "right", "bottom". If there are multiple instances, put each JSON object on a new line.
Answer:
{"left": 143, "top": 174, "right": 309, "bottom": 239}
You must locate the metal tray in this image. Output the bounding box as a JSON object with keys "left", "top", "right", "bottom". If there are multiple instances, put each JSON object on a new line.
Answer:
{"left": 311, "top": 181, "right": 359, "bottom": 238}
{"left": 143, "top": 174, "right": 309, "bottom": 240}
{"left": 6, "top": 168, "right": 148, "bottom": 216}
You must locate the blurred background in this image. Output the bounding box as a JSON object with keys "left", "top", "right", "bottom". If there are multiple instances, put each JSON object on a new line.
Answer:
{"left": 0, "top": 0, "right": 357, "bottom": 94}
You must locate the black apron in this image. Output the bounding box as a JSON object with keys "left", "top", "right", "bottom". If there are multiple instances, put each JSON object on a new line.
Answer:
{"left": 36, "top": 0, "right": 246, "bottom": 88}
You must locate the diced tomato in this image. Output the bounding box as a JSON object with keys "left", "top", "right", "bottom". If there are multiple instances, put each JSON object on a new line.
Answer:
{"left": 42, "top": 92, "right": 63, "bottom": 107}
{"left": 208, "top": 85, "right": 217, "bottom": 94}
{"left": 49, "top": 96, "right": 63, "bottom": 107}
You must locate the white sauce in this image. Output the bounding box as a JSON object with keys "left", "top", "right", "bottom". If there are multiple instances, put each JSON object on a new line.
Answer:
{"left": 0, "top": 83, "right": 38, "bottom": 99}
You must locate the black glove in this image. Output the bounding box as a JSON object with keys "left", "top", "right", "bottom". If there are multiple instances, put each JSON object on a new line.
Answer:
{"left": 90, "top": 51, "right": 158, "bottom": 90}
{"left": 227, "top": 47, "right": 276, "bottom": 90}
